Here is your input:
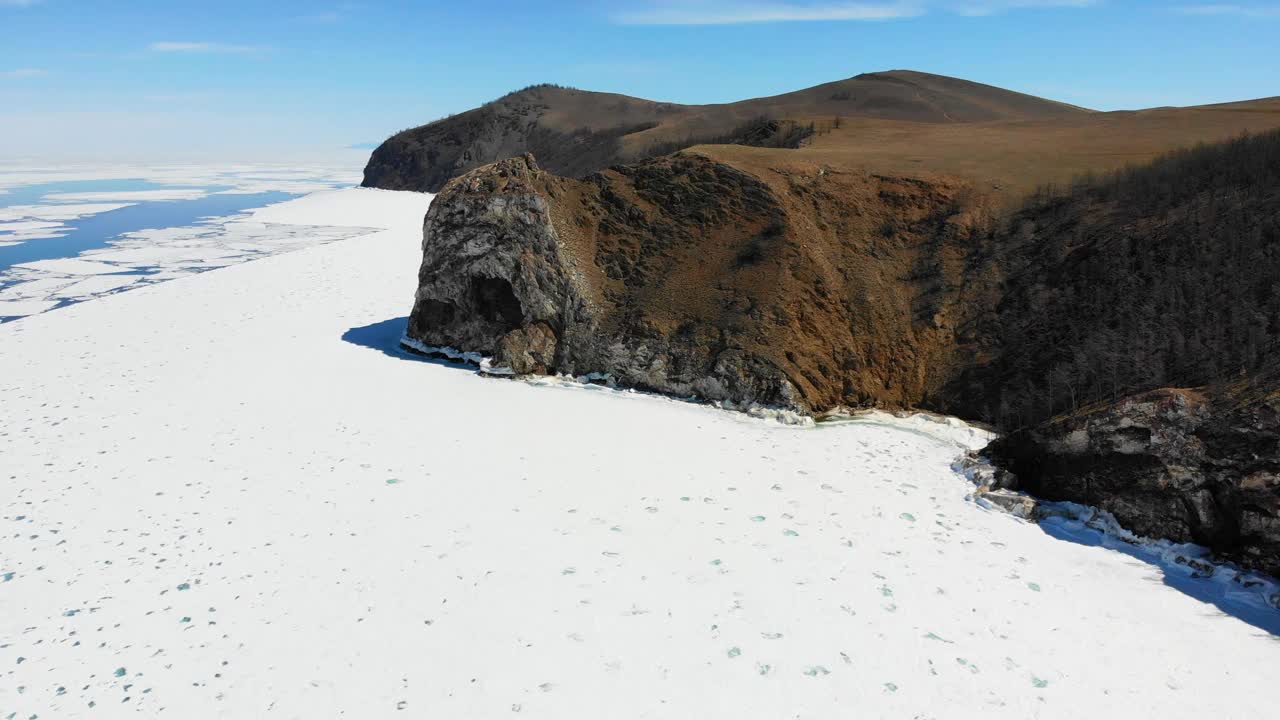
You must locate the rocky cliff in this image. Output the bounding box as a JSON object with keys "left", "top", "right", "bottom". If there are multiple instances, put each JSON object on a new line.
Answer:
{"left": 405, "top": 152, "right": 981, "bottom": 413}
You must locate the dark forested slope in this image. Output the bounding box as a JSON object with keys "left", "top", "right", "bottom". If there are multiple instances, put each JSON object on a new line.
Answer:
{"left": 947, "top": 130, "right": 1280, "bottom": 427}
{"left": 961, "top": 131, "right": 1280, "bottom": 575}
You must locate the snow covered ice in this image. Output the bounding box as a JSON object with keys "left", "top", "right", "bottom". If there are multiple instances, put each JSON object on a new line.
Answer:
{"left": 0, "top": 164, "right": 375, "bottom": 321}
{"left": 2, "top": 186, "right": 1279, "bottom": 719}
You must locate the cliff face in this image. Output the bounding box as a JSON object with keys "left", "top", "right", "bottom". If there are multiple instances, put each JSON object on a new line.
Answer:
{"left": 405, "top": 152, "right": 983, "bottom": 413}
{"left": 986, "top": 387, "right": 1280, "bottom": 575}
{"left": 406, "top": 153, "right": 798, "bottom": 409}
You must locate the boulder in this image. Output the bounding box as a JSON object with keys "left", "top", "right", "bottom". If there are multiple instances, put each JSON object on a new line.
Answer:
{"left": 986, "top": 387, "right": 1280, "bottom": 576}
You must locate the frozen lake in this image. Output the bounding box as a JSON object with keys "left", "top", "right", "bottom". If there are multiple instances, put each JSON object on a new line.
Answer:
{"left": 0, "top": 165, "right": 371, "bottom": 321}
{"left": 0, "top": 180, "right": 293, "bottom": 268}
{"left": 2, "top": 182, "right": 1277, "bottom": 719}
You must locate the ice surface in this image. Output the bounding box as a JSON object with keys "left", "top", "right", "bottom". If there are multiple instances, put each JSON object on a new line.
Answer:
{"left": 0, "top": 162, "right": 363, "bottom": 255}
{"left": 0, "top": 204, "right": 136, "bottom": 247}
{"left": 958, "top": 454, "right": 1280, "bottom": 622}
{"left": 12, "top": 257, "right": 126, "bottom": 275}
{"left": 0, "top": 163, "right": 360, "bottom": 197}
{"left": 0, "top": 202, "right": 134, "bottom": 222}
{"left": 0, "top": 220, "right": 71, "bottom": 243}
{"left": 214, "top": 180, "right": 350, "bottom": 195}
{"left": 0, "top": 186, "right": 400, "bottom": 319}
{"left": 40, "top": 189, "right": 209, "bottom": 203}
{"left": 1, "top": 186, "right": 1277, "bottom": 719}
{"left": 0, "top": 298, "right": 60, "bottom": 316}
{"left": 249, "top": 187, "right": 416, "bottom": 227}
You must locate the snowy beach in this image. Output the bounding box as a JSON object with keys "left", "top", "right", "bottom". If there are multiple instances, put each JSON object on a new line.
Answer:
{"left": 2, "top": 187, "right": 1279, "bottom": 719}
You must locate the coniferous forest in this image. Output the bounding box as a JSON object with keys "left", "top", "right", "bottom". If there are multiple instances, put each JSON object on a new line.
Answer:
{"left": 953, "top": 130, "right": 1280, "bottom": 427}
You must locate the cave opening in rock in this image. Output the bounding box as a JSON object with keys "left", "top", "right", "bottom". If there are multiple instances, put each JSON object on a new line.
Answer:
{"left": 418, "top": 299, "right": 456, "bottom": 328}
{"left": 470, "top": 277, "right": 524, "bottom": 328}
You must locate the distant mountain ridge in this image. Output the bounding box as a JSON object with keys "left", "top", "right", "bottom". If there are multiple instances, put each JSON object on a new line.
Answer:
{"left": 399, "top": 128, "right": 1280, "bottom": 575}
{"left": 361, "top": 70, "right": 1092, "bottom": 193}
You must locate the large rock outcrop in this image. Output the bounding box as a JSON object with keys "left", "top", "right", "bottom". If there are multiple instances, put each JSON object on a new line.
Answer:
{"left": 405, "top": 153, "right": 802, "bottom": 409}
{"left": 986, "top": 387, "right": 1280, "bottom": 575}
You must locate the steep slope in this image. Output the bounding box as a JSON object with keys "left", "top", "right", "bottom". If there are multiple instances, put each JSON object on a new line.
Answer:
{"left": 945, "top": 129, "right": 1280, "bottom": 425}
{"left": 362, "top": 71, "right": 1091, "bottom": 193}
{"left": 958, "top": 131, "right": 1280, "bottom": 574}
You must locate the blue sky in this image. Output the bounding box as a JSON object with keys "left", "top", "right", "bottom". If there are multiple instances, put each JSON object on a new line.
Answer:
{"left": 1, "top": 0, "right": 1278, "bottom": 161}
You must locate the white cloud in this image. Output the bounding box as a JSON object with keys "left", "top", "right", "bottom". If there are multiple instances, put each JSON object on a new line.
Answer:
{"left": 613, "top": 0, "right": 1100, "bottom": 24}
{"left": 613, "top": 1, "right": 923, "bottom": 25}
{"left": 1, "top": 68, "right": 45, "bottom": 78}
{"left": 952, "top": 0, "right": 1098, "bottom": 17}
{"left": 1175, "top": 3, "right": 1280, "bottom": 17}
{"left": 148, "top": 41, "right": 265, "bottom": 54}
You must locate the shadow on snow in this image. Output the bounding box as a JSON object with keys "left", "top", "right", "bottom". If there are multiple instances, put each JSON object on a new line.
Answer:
{"left": 341, "top": 316, "right": 471, "bottom": 372}
{"left": 1036, "top": 519, "right": 1280, "bottom": 637}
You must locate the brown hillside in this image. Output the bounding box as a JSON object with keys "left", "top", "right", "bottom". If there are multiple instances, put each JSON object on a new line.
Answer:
{"left": 361, "top": 70, "right": 1091, "bottom": 193}
{"left": 696, "top": 96, "right": 1280, "bottom": 201}
{"left": 404, "top": 151, "right": 980, "bottom": 414}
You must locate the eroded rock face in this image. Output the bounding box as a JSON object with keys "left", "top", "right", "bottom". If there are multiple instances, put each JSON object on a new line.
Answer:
{"left": 404, "top": 149, "right": 988, "bottom": 414}
{"left": 406, "top": 138, "right": 1018, "bottom": 416}
{"left": 986, "top": 388, "right": 1280, "bottom": 575}
{"left": 406, "top": 154, "right": 591, "bottom": 375}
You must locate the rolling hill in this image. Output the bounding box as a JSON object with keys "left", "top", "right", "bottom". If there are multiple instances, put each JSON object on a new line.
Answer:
{"left": 706, "top": 95, "right": 1280, "bottom": 200}
{"left": 362, "top": 70, "right": 1280, "bottom": 199}
{"left": 361, "top": 70, "right": 1093, "bottom": 193}
{"left": 372, "top": 71, "right": 1280, "bottom": 574}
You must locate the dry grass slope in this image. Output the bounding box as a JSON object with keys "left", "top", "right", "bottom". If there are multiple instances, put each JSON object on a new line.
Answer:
{"left": 697, "top": 96, "right": 1280, "bottom": 202}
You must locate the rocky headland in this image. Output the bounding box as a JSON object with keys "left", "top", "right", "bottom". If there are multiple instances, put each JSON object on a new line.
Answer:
{"left": 362, "top": 71, "right": 1090, "bottom": 194}
{"left": 385, "top": 80, "right": 1280, "bottom": 576}
{"left": 405, "top": 152, "right": 980, "bottom": 413}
